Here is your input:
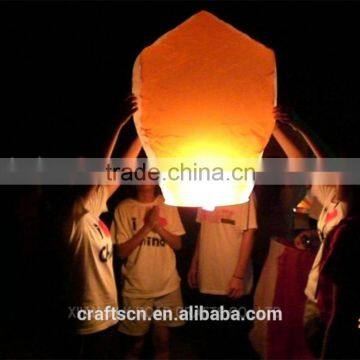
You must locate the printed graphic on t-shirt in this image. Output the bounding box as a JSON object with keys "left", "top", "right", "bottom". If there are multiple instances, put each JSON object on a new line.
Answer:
{"left": 99, "top": 243, "right": 112, "bottom": 262}
{"left": 325, "top": 208, "right": 338, "bottom": 223}
{"left": 93, "top": 220, "right": 113, "bottom": 262}
{"left": 111, "top": 196, "right": 185, "bottom": 298}
{"left": 131, "top": 216, "right": 166, "bottom": 247}
{"left": 98, "top": 219, "right": 111, "bottom": 237}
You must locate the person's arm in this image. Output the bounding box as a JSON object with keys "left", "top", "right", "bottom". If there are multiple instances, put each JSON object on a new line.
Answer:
{"left": 118, "top": 206, "right": 158, "bottom": 260}
{"left": 117, "top": 224, "right": 152, "bottom": 260}
{"left": 105, "top": 96, "right": 142, "bottom": 197}
{"left": 188, "top": 233, "right": 200, "bottom": 288}
{"left": 123, "top": 137, "right": 142, "bottom": 159}
{"left": 106, "top": 136, "right": 142, "bottom": 198}
{"left": 84, "top": 96, "right": 141, "bottom": 203}
{"left": 272, "top": 107, "right": 306, "bottom": 158}
{"left": 228, "top": 228, "right": 256, "bottom": 299}
{"left": 153, "top": 224, "right": 182, "bottom": 250}
{"left": 273, "top": 107, "right": 327, "bottom": 158}
{"left": 296, "top": 128, "right": 326, "bottom": 159}
{"left": 104, "top": 95, "right": 138, "bottom": 160}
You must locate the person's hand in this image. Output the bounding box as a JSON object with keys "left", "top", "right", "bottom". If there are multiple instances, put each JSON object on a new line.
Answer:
{"left": 273, "top": 106, "right": 300, "bottom": 132}
{"left": 187, "top": 263, "right": 199, "bottom": 289}
{"left": 294, "top": 229, "right": 319, "bottom": 250}
{"left": 153, "top": 223, "right": 161, "bottom": 234}
{"left": 228, "top": 277, "right": 245, "bottom": 299}
{"left": 118, "top": 95, "right": 138, "bottom": 127}
{"left": 144, "top": 206, "right": 160, "bottom": 230}
{"left": 153, "top": 216, "right": 167, "bottom": 234}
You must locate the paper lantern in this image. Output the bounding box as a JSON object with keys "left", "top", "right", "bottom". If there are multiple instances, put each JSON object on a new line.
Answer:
{"left": 133, "top": 11, "right": 276, "bottom": 210}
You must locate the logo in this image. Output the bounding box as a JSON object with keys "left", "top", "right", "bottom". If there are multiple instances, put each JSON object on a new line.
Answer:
{"left": 99, "top": 244, "right": 112, "bottom": 262}
{"left": 98, "top": 220, "right": 111, "bottom": 237}
{"left": 325, "top": 209, "right": 338, "bottom": 223}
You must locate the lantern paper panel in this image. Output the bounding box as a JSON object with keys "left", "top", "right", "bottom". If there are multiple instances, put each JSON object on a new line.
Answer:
{"left": 133, "top": 10, "right": 276, "bottom": 209}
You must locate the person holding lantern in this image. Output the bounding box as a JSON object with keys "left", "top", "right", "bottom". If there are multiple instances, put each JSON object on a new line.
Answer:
{"left": 188, "top": 192, "right": 257, "bottom": 357}
{"left": 272, "top": 107, "right": 349, "bottom": 357}
{"left": 62, "top": 96, "right": 141, "bottom": 358}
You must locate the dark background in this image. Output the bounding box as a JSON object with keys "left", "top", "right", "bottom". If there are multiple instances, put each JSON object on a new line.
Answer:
{"left": 1, "top": 1, "right": 359, "bottom": 358}
{"left": 1, "top": 1, "right": 360, "bottom": 157}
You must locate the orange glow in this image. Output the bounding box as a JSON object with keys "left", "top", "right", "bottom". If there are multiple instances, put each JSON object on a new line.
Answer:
{"left": 133, "top": 11, "right": 276, "bottom": 209}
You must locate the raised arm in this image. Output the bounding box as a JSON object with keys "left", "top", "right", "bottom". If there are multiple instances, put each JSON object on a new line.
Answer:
{"left": 106, "top": 135, "right": 142, "bottom": 198}
{"left": 272, "top": 107, "right": 306, "bottom": 158}
{"left": 84, "top": 96, "right": 141, "bottom": 202}
{"left": 273, "top": 106, "right": 328, "bottom": 159}
{"left": 296, "top": 127, "right": 327, "bottom": 158}
{"left": 104, "top": 95, "right": 138, "bottom": 159}
{"left": 105, "top": 95, "right": 142, "bottom": 197}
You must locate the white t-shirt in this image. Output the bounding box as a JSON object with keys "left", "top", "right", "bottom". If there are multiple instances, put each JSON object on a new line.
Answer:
{"left": 305, "top": 185, "right": 347, "bottom": 302}
{"left": 66, "top": 186, "right": 118, "bottom": 335}
{"left": 196, "top": 193, "right": 258, "bottom": 295}
{"left": 111, "top": 195, "right": 185, "bottom": 299}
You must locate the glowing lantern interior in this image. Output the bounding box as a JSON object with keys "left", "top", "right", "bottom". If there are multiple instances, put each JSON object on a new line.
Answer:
{"left": 133, "top": 11, "right": 276, "bottom": 209}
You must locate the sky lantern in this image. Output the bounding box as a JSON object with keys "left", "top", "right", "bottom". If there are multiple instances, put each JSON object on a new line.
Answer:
{"left": 133, "top": 11, "right": 276, "bottom": 210}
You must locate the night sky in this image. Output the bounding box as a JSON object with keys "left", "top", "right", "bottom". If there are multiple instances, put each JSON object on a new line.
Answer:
{"left": 0, "top": 1, "right": 360, "bottom": 358}
{"left": 1, "top": 2, "right": 359, "bottom": 357}
{"left": 1, "top": 1, "right": 360, "bottom": 157}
